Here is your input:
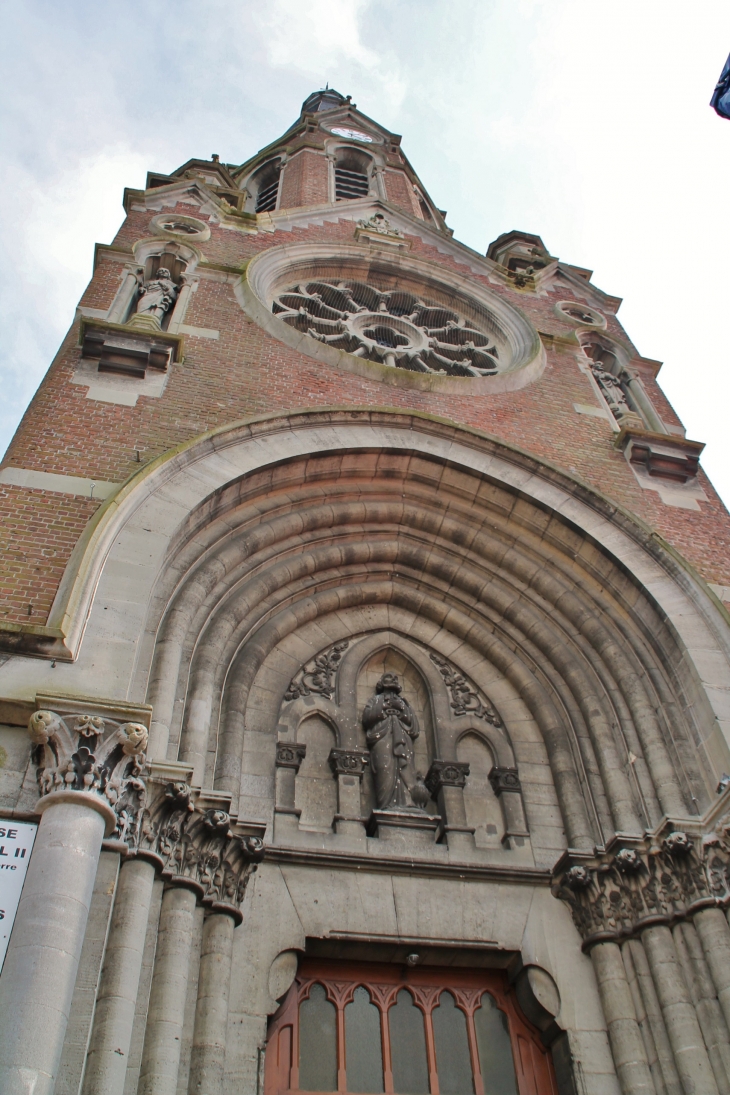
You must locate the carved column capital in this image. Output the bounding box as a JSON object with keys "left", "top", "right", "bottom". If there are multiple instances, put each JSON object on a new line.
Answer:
{"left": 552, "top": 827, "right": 727, "bottom": 951}
{"left": 128, "top": 781, "right": 266, "bottom": 924}
{"left": 275, "top": 741, "right": 307, "bottom": 770}
{"left": 29, "top": 707, "right": 149, "bottom": 837}
{"left": 425, "top": 759, "right": 470, "bottom": 795}
{"left": 488, "top": 766, "right": 522, "bottom": 796}
{"left": 328, "top": 748, "right": 369, "bottom": 780}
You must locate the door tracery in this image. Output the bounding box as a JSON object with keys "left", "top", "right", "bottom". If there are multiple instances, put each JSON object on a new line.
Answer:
{"left": 265, "top": 959, "right": 558, "bottom": 1095}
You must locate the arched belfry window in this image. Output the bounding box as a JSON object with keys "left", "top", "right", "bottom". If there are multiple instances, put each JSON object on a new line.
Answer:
{"left": 265, "top": 960, "right": 557, "bottom": 1095}
{"left": 335, "top": 148, "right": 371, "bottom": 200}
{"left": 252, "top": 160, "right": 282, "bottom": 212}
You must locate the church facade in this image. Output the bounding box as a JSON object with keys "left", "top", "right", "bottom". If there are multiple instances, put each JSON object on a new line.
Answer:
{"left": 1, "top": 88, "right": 730, "bottom": 1095}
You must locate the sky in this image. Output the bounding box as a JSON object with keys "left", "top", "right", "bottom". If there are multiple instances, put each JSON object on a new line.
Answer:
{"left": 2, "top": 1, "right": 730, "bottom": 501}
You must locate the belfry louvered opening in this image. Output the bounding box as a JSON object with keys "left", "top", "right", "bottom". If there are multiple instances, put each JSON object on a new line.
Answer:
{"left": 334, "top": 149, "right": 371, "bottom": 201}
{"left": 335, "top": 167, "right": 369, "bottom": 199}
{"left": 253, "top": 161, "right": 282, "bottom": 213}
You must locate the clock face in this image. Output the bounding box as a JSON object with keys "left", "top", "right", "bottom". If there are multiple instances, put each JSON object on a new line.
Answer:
{"left": 329, "top": 126, "right": 374, "bottom": 143}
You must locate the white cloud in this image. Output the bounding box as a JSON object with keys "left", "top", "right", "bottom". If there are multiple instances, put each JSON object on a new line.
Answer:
{"left": 254, "top": 0, "right": 378, "bottom": 69}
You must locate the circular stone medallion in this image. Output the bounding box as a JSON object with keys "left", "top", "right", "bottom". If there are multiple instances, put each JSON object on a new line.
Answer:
{"left": 149, "top": 213, "right": 211, "bottom": 242}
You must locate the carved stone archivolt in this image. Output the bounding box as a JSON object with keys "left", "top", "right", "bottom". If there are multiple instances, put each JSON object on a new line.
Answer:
{"left": 429, "top": 653, "right": 503, "bottom": 726}
{"left": 284, "top": 640, "right": 349, "bottom": 700}
{"left": 553, "top": 812, "right": 730, "bottom": 950}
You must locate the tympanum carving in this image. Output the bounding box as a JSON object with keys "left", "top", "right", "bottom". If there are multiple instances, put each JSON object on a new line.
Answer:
{"left": 429, "top": 653, "right": 503, "bottom": 726}
{"left": 284, "top": 640, "right": 349, "bottom": 700}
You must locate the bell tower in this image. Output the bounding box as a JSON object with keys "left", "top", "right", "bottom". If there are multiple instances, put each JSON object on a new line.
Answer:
{"left": 2, "top": 90, "right": 730, "bottom": 1095}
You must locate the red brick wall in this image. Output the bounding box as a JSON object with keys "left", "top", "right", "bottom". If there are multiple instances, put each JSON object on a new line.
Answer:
{"left": 3, "top": 202, "right": 730, "bottom": 626}
{"left": 278, "top": 149, "right": 329, "bottom": 208}
{"left": 384, "top": 169, "right": 420, "bottom": 216}
{"left": 0, "top": 484, "right": 100, "bottom": 625}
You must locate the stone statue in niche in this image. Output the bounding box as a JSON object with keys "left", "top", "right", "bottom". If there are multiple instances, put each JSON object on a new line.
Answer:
{"left": 134, "top": 267, "right": 178, "bottom": 325}
{"left": 362, "top": 673, "right": 429, "bottom": 811}
{"left": 589, "top": 360, "right": 633, "bottom": 419}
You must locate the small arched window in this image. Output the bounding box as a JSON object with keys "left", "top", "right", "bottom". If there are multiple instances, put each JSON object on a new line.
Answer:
{"left": 252, "top": 160, "right": 282, "bottom": 213}
{"left": 335, "top": 149, "right": 371, "bottom": 200}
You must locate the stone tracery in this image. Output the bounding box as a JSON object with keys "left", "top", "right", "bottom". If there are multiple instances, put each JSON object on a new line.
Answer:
{"left": 272, "top": 278, "right": 501, "bottom": 376}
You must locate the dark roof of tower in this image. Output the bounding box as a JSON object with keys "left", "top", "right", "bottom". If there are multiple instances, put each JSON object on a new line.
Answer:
{"left": 301, "top": 88, "right": 351, "bottom": 115}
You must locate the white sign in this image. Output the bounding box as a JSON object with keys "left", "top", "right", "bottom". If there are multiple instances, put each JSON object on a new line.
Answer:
{"left": 0, "top": 820, "right": 37, "bottom": 972}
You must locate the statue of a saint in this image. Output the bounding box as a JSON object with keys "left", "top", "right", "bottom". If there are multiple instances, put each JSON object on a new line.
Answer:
{"left": 362, "top": 673, "right": 424, "bottom": 811}
{"left": 590, "top": 361, "right": 632, "bottom": 418}
{"left": 135, "top": 267, "right": 178, "bottom": 324}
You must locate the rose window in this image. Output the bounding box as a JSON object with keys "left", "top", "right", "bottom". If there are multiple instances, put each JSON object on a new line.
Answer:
{"left": 271, "top": 280, "right": 500, "bottom": 376}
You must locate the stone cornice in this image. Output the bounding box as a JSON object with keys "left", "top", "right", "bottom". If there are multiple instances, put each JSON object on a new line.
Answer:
{"left": 266, "top": 843, "right": 552, "bottom": 885}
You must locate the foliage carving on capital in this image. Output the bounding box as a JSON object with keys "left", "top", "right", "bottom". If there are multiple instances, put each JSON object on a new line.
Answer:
{"left": 29, "top": 709, "right": 148, "bottom": 837}
{"left": 553, "top": 823, "right": 730, "bottom": 949}
{"left": 129, "top": 782, "right": 265, "bottom": 919}
{"left": 275, "top": 742, "right": 307, "bottom": 770}
{"left": 328, "top": 748, "right": 369, "bottom": 779}
{"left": 425, "top": 759, "right": 470, "bottom": 796}
{"left": 488, "top": 766, "right": 522, "bottom": 796}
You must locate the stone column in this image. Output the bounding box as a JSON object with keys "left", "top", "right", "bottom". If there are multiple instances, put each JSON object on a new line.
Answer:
{"left": 81, "top": 857, "right": 157, "bottom": 1095}
{"left": 274, "top": 741, "right": 306, "bottom": 838}
{"left": 107, "top": 266, "right": 142, "bottom": 323}
{"left": 187, "top": 911, "right": 236, "bottom": 1095}
{"left": 590, "top": 941, "right": 657, "bottom": 1095}
{"left": 329, "top": 748, "right": 369, "bottom": 838}
{"left": 0, "top": 707, "right": 148, "bottom": 1095}
{"left": 672, "top": 921, "right": 730, "bottom": 1094}
{"left": 133, "top": 794, "right": 265, "bottom": 1095}
{"left": 694, "top": 907, "right": 730, "bottom": 1037}
{"left": 487, "top": 765, "right": 530, "bottom": 848}
{"left": 623, "top": 938, "right": 682, "bottom": 1095}
{"left": 0, "top": 797, "right": 110, "bottom": 1095}
{"left": 138, "top": 884, "right": 199, "bottom": 1095}
{"left": 425, "top": 759, "right": 474, "bottom": 855}
{"left": 641, "top": 925, "right": 720, "bottom": 1095}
